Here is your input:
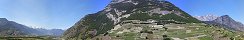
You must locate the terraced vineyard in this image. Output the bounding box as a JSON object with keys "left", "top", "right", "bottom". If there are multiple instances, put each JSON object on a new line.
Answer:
{"left": 91, "top": 20, "right": 244, "bottom": 40}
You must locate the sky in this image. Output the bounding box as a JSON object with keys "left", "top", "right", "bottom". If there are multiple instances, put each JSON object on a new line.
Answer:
{"left": 167, "top": 0, "right": 244, "bottom": 24}
{"left": 0, "top": 0, "right": 111, "bottom": 29}
{"left": 0, "top": 0, "right": 243, "bottom": 30}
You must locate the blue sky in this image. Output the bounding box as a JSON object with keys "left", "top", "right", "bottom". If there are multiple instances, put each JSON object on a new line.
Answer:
{"left": 0, "top": 0, "right": 243, "bottom": 29}
{"left": 167, "top": 0, "right": 244, "bottom": 23}
{"left": 0, "top": 0, "right": 110, "bottom": 29}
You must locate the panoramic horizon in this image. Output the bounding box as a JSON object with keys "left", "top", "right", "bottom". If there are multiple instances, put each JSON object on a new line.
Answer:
{"left": 1, "top": 0, "right": 244, "bottom": 40}
{"left": 0, "top": 0, "right": 111, "bottom": 29}
{"left": 0, "top": 0, "right": 243, "bottom": 30}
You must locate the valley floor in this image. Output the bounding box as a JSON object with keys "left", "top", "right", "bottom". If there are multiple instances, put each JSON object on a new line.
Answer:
{"left": 0, "top": 36, "right": 62, "bottom": 40}
{"left": 90, "top": 23, "right": 244, "bottom": 40}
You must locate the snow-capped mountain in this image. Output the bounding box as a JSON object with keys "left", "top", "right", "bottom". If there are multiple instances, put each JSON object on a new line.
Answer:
{"left": 194, "top": 14, "right": 219, "bottom": 21}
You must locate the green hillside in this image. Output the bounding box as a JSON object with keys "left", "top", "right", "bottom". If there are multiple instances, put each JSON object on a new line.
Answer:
{"left": 62, "top": 0, "right": 244, "bottom": 40}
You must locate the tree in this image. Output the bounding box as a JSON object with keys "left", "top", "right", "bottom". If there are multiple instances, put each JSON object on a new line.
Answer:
{"left": 162, "top": 35, "right": 171, "bottom": 40}
{"left": 163, "top": 27, "right": 168, "bottom": 31}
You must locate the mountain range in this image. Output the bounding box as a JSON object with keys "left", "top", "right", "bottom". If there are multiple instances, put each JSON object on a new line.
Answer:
{"left": 1, "top": 0, "right": 244, "bottom": 40}
{"left": 194, "top": 14, "right": 219, "bottom": 21}
{"left": 195, "top": 15, "right": 244, "bottom": 31}
{"left": 0, "top": 18, "right": 64, "bottom": 36}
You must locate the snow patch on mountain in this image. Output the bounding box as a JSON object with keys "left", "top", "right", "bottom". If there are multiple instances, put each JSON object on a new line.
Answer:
{"left": 194, "top": 14, "right": 219, "bottom": 21}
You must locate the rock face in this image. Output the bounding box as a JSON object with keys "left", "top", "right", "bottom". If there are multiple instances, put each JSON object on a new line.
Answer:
{"left": 196, "top": 15, "right": 244, "bottom": 31}
{"left": 210, "top": 15, "right": 244, "bottom": 31}
{"left": 0, "top": 18, "right": 64, "bottom": 36}
{"left": 62, "top": 0, "right": 200, "bottom": 40}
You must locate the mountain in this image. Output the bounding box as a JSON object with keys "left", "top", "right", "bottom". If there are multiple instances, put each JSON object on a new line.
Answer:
{"left": 0, "top": 18, "right": 8, "bottom": 26}
{"left": 0, "top": 18, "right": 64, "bottom": 36}
{"left": 194, "top": 14, "right": 219, "bottom": 21}
{"left": 35, "top": 28, "right": 64, "bottom": 36}
{"left": 62, "top": 0, "right": 202, "bottom": 40}
{"left": 0, "top": 18, "right": 40, "bottom": 36}
{"left": 207, "top": 15, "right": 244, "bottom": 31}
{"left": 195, "top": 15, "right": 244, "bottom": 31}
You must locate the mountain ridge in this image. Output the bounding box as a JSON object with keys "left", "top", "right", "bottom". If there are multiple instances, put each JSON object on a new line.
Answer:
{"left": 195, "top": 15, "right": 244, "bottom": 31}
{"left": 0, "top": 18, "right": 64, "bottom": 36}
{"left": 62, "top": 0, "right": 201, "bottom": 40}
{"left": 194, "top": 14, "right": 219, "bottom": 21}
{"left": 212, "top": 15, "right": 244, "bottom": 31}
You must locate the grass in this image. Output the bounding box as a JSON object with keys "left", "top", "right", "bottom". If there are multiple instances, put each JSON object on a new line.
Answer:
{"left": 95, "top": 23, "right": 244, "bottom": 40}
{"left": 123, "top": 32, "right": 136, "bottom": 40}
{"left": 199, "top": 36, "right": 213, "bottom": 40}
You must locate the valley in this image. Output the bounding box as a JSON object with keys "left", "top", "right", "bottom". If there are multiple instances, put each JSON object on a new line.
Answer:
{"left": 0, "top": 0, "right": 244, "bottom": 40}
{"left": 0, "top": 18, "right": 64, "bottom": 40}
{"left": 0, "top": 36, "right": 61, "bottom": 40}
